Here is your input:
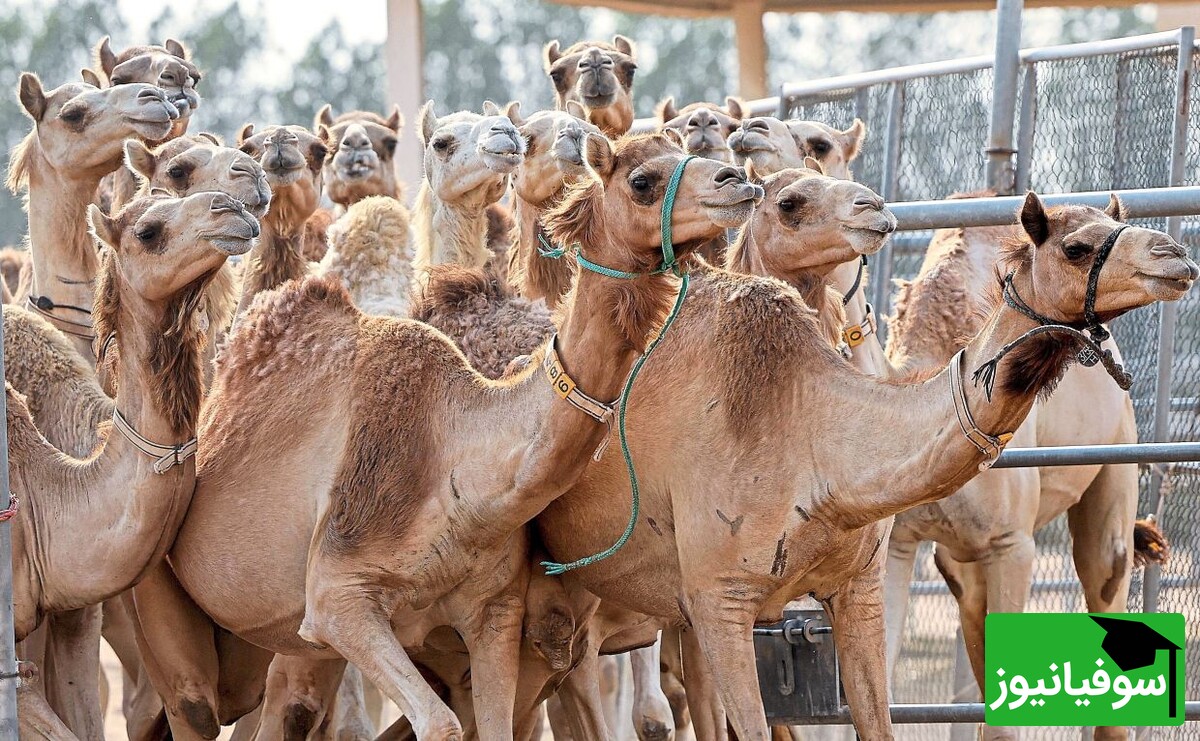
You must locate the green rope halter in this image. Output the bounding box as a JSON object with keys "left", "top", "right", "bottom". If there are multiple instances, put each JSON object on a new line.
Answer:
{"left": 541, "top": 154, "right": 695, "bottom": 575}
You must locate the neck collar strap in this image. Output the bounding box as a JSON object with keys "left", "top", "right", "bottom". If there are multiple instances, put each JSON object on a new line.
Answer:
{"left": 112, "top": 410, "right": 198, "bottom": 475}
{"left": 950, "top": 348, "right": 1013, "bottom": 470}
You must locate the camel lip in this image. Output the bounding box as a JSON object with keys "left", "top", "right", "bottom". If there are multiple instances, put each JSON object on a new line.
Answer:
{"left": 1135, "top": 271, "right": 1195, "bottom": 294}
{"left": 129, "top": 119, "right": 176, "bottom": 141}
{"left": 479, "top": 150, "right": 524, "bottom": 174}
{"left": 581, "top": 92, "right": 616, "bottom": 107}
{"left": 208, "top": 235, "right": 256, "bottom": 256}
{"left": 700, "top": 182, "right": 765, "bottom": 209}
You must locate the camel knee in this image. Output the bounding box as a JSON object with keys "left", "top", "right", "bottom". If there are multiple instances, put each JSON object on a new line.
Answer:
{"left": 176, "top": 695, "right": 221, "bottom": 739}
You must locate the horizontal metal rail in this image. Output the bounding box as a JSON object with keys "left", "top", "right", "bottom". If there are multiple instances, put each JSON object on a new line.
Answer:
{"left": 909, "top": 572, "right": 1200, "bottom": 596}
{"left": 993, "top": 442, "right": 1200, "bottom": 469}
{"left": 888, "top": 186, "right": 1200, "bottom": 231}
{"left": 780, "top": 701, "right": 1200, "bottom": 725}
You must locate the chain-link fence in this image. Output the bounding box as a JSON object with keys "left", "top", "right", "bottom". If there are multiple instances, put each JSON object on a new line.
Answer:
{"left": 777, "top": 29, "right": 1200, "bottom": 740}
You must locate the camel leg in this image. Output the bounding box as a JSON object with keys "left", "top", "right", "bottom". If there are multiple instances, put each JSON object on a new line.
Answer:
{"left": 681, "top": 587, "right": 763, "bottom": 741}
{"left": 546, "top": 694, "right": 576, "bottom": 741}
{"left": 253, "top": 654, "right": 346, "bottom": 740}
{"left": 326, "top": 663, "right": 376, "bottom": 741}
{"left": 629, "top": 641, "right": 674, "bottom": 741}
{"left": 679, "top": 619, "right": 734, "bottom": 741}
{"left": 658, "top": 628, "right": 690, "bottom": 731}
{"left": 299, "top": 583, "right": 461, "bottom": 740}
{"left": 882, "top": 530, "right": 919, "bottom": 683}
{"left": 827, "top": 571, "right": 892, "bottom": 741}
{"left": 42, "top": 606, "right": 104, "bottom": 741}
{"left": 454, "top": 592, "right": 524, "bottom": 741}
{"left": 19, "top": 676, "right": 80, "bottom": 741}
{"left": 555, "top": 639, "right": 614, "bottom": 740}
{"left": 102, "top": 595, "right": 166, "bottom": 740}
{"left": 1068, "top": 462, "right": 1137, "bottom": 741}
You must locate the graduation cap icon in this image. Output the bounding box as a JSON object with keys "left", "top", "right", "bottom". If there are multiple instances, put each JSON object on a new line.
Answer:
{"left": 1091, "top": 616, "right": 1182, "bottom": 718}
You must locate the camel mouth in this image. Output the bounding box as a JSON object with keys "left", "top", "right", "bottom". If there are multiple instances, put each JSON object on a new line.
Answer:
{"left": 208, "top": 236, "right": 256, "bottom": 256}
{"left": 686, "top": 142, "right": 734, "bottom": 162}
{"left": 1135, "top": 270, "right": 1196, "bottom": 299}
{"left": 479, "top": 149, "right": 524, "bottom": 175}
{"left": 129, "top": 118, "right": 177, "bottom": 142}
{"left": 334, "top": 149, "right": 381, "bottom": 180}
{"left": 727, "top": 132, "right": 775, "bottom": 155}
{"left": 701, "top": 184, "right": 763, "bottom": 228}
{"left": 581, "top": 92, "right": 617, "bottom": 108}
{"left": 840, "top": 227, "right": 891, "bottom": 256}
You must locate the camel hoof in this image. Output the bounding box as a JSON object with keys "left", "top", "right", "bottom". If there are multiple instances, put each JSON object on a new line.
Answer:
{"left": 179, "top": 696, "right": 220, "bottom": 739}
{"left": 636, "top": 718, "right": 674, "bottom": 741}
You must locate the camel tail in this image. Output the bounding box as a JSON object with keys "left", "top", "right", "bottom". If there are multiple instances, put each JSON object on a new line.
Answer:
{"left": 1133, "top": 517, "right": 1169, "bottom": 566}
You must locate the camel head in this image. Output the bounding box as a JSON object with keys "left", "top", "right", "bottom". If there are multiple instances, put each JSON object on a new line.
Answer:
{"left": 657, "top": 97, "right": 745, "bottom": 163}
{"left": 92, "top": 36, "right": 201, "bottom": 123}
{"left": 124, "top": 134, "right": 271, "bottom": 219}
{"left": 87, "top": 192, "right": 258, "bottom": 302}
{"left": 544, "top": 133, "right": 763, "bottom": 271}
{"left": 728, "top": 167, "right": 896, "bottom": 278}
{"left": 10, "top": 74, "right": 179, "bottom": 186}
{"left": 1006, "top": 192, "right": 1197, "bottom": 324}
{"left": 505, "top": 102, "right": 602, "bottom": 206}
{"left": 544, "top": 36, "right": 637, "bottom": 136}
{"left": 418, "top": 101, "right": 526, "bottom": 206}
{"left": 314, "top": 104, "right": 403, "bottom": 206}
{"left": 728, "top": 117, "right": 864, "bottom": 179}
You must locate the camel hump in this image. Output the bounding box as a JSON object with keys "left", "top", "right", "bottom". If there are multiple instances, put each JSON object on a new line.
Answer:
{"left": 327, "top": 196, "right": 412, "bottom": 267}
{"left": 411, "top": 264, "right": 506, "bottom": 320}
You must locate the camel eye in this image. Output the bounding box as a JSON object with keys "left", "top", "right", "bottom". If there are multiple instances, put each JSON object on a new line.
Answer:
{"left": 382, "top": 136, "right": 398, "bottom": 157}
{"left": 59, "top": 107, "right": 86, "bottom": 124}
{"left": 167, "top": 166, "right": 186, "bottom": 179}
{"left": 1063, "top": 242, "right": 1092, "bottom": 261}
{"left": 630, "top": 174, "right": 651, "bottom": 193}
{"left": 778, "top": 198, "right": 799, "bottom": 213}
{"left": 135, "top": 224, "right": 161, "bottom": 243}
{"left": 432, "top": 137, "right": 452, "bottom": 153}
{"left": 810, "top": 140, "right": 832, "bottom": 155}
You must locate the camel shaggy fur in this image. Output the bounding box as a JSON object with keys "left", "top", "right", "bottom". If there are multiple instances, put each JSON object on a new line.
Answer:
{"left": 316, "top": 195, "right": 414, "bottom": 318}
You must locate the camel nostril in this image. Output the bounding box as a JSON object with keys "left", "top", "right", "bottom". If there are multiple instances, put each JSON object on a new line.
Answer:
{"left": 713, "top": 166, "right": 745, "bottom": 187}
{"left": 854, "top": 196, "right": 884, "bottom": 210}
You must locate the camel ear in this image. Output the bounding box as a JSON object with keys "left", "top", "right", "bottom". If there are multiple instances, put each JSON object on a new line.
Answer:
{"left": 661, "top": 127, "right": 685, "bottom": 150}
{"left": 840, "top": 119, "right": 866, "bottom": 162}
{"left": 503, "top": 101, "right": 524, "bottom": 127}
{"left": 315, "top": 103, "right": 335, "bottom": 129}
{"left": 613, "top": 35, "right": 635, "bottom": 57}
{"left": 583, "top": 133, "right": 615, "bottom": 180}
{"left": 164, "top": 39, "right": 189, "bottom": 60}
{"left": 123, "top": 140, "right": 156, "bottom": 182}
{"left": 1020, "top": 191, "right": 1050, "bottom": 246}
{"left": 655, "top": 96, "right": 677, "bottom": 124}
{"left": 565, "top": 100, "right": 587, "bottom": 121}
{"left": 18, "top": 73, "right": 47, "bottom": 122}
{"left": 384, "top": 104, "right": 403, "bottom": 132}
{"left": 95, "top": 36, "right": 117, "bottom": 78}
{"left": 543, "top": 40, "right": 562, "bottom": 71}
{"left": 196, "top": 131, "right": 222, "bottom": 146}
{"left": 317, "top": 124, "right": 333, "bottom": 147}
{"left": 81, "top": 68, "right": 102, "bottom": 88}
{"left": 1105, "top": 193, "right": 1128, "bottom": 222}
{"left": 803, "top": 156, "right": 826, "bottom": 175}
{"left": 418, "top": 100, "right": 437, "bottom": 144}
{"left": 482, "top": 100, "right": 501, "bottom": 117}
{"left": 725, "top": 96, "right": 745, "bottom": 120}
{"left": 237, "top": 123, "right": 255, "bottom": 146}
{"left": 87, "top": 204, "right": 118, "bottom": 251}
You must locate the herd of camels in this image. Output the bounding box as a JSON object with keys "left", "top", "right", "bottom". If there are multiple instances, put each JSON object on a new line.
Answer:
{"left": 0, "top": 29, "right": 1195, "bottom": 741}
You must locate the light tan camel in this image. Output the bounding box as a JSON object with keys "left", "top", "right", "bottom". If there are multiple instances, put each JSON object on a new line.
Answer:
{"left": 883, "top": 209, "right": 1166, "bottom": 741}
{"left": 0, "top": 248, "right": 29, "bottom": 299}
{"left": 7, "top": 73, "right": 179, "bottom": 362}
{"left": 315, "top": 195, "right": 414, "bottom": 318}
{"left": 232, "top": 123, "right": 328, "bottom": 316}
{"left": 657, "top": 97, "right": 744, "bottom": 163}
{"left": 544, "top": 36, "right": 637, "bottom": 137}
{"left": 503, "top": 102, "right": 599, "bottom": 309}
{"left": 124, "top": 134, "right": 760, "bottom": 740}
{"left": 91, "top": 37, "right": 202, "bottom": 215}
{"left": 533, "top": 193, "right": 1196, "bottom": 739}
{"left": 6, "top": 190, "right": 257, "bottom": 738}
{"left": 315, "top": 103, "right": 404, "bottom": 208}
{"left": 412, "top": 101, "right": 526, "bottom": 272}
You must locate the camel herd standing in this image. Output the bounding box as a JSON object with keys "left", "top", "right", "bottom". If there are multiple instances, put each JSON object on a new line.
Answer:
{"left": 2, "top": 30, "right": 1195, "bottom": 741}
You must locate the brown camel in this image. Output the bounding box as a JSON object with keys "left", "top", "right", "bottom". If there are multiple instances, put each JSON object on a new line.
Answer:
{"left": 656, "top": 97, "right": 744, "bottom": 163}
{"left": 315, "top": 103, "right": 404, "bottom": 208}
{"left": 124, "top": 133, "right": 760, "bottom": 740}
{"left": 503, "top": 102, "right": 600, "bottom": 310}
{"left": 544, "top": 36, "right": 637, "bottom": 137}
{"left": 412, "top": 101, "right": 526, "bottom": 272}
{"left": 0, "top": 248, "right": 28, "bottom": 299}
{"left": 533, "top": 192, "right": 1196, "bottom": 739}
{"left": 232, "top": 123, "right": 328, "bottom": 317}
{"left": 91, "top": 36, "right": 203, "bottom": 214}
{"left": 7, "top": 73, "right": 179, "bottom": 362}
{"left": 883, "top": 208, "right": 1166, "bottom": 741}
{"left": 6, "top": 190, "right": 257, "bottom": 737}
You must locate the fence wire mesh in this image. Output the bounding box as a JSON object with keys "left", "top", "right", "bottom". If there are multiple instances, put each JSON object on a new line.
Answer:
{"left": 784, "top": 37, "right": 1200, "bottom": 740}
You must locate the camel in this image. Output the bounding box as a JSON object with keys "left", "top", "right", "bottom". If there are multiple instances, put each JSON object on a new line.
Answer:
{"left": 531, "top": 192, "right": 1196, "bottom": 739}
{"left": 544, "top": 36, "right": 637, "bottom": 137}
{"left": 0, "top": 248, "right": 28, "bottom": 299}
{"left": 315, "top": 195, "right": 414, "bottom": 318}
{"left": 123, "top": 133, "right": 760, "bottom": 740}
{"left": 315, "top": 103, "right": 404, "bottom": 208}
{"left": 7, "top": 73, "right": 179, "bottom": 362}
{"left": 412, "top": 101, "right": 526, "bottom": 272}
{"left": 90, "top": 36, "right": 203, "bottom": 214}
{"left": 232, "top": 123, "right": 328, "bottom": 316}
{"left": 5, "top": 190, "right": 257, "bottom": 738}
{"left": 656, "top": 97, "right": 745, "bottom": 164}
{"left": 883, "top": 211, "right": 1167, "bottom": 741}
{"left": 503, "top": 102, "right": 600, "bottom": 310}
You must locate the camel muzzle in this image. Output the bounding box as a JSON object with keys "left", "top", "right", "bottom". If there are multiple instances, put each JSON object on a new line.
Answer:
{"left": 478, "top": 122, "right": 527, "bottom": 174}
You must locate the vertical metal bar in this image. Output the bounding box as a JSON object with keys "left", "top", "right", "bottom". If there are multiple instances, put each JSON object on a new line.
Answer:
{"left": 777, "top": 83, "right": 791, "bottom": 120}
{"left": 1014, "top": 62, "right": 1038, "bottom": 192}
{"left": 0, "top": 312, "right": 17, "bottom": 729}
{"left": 985, "top": 0, "right": 1024, "bottom": 194}
{"left": 871, "top": 81, "right": 905, "bottom": 330}
{"left": 1143, "top": 25, "right": 1194, "bottom": 617}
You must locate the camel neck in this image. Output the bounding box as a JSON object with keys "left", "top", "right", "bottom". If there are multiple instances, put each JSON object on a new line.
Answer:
{"left": 236, "top": 220, "right": 308, "bottom": 317}
{"left": 413, "top": 182, "right": 491, "bottom": 270}
{"left": 513, "top": 192, "right": 573, "bottom": 307}
{"left": 25, "top": 161, "right": 104, "bottom": 361}
{"left": 814, "top": 268, "right": 1061, "bottom": 528}
{"left": 830, "top": 258, "right": 891, "bottom": 377}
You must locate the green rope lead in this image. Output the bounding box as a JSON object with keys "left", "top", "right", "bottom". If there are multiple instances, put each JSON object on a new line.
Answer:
{"left": 542, "top": 154, "right": 695, "bottom": 575}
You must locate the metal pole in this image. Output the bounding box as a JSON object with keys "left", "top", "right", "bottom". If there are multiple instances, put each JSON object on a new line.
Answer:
{"left": 986, "top": 0, "right": 1023, "bottom": 194}
{"left": 992, "top": 442, "right": 1200, "bottom": 468}
{"left": 1143, "top": 25, "right": 1194, "bottom": 616}
{"left": 0, "top": 314, "right": 18, "bottom": 730}
{"left": 777, "top": 701, "right": 1200, "bottom": 725}
{"left": 871, "top": 81, "right": 905, "bottom": 329}
{"left": 1014, "top": 63, "right": 1037, "bottom": 192}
